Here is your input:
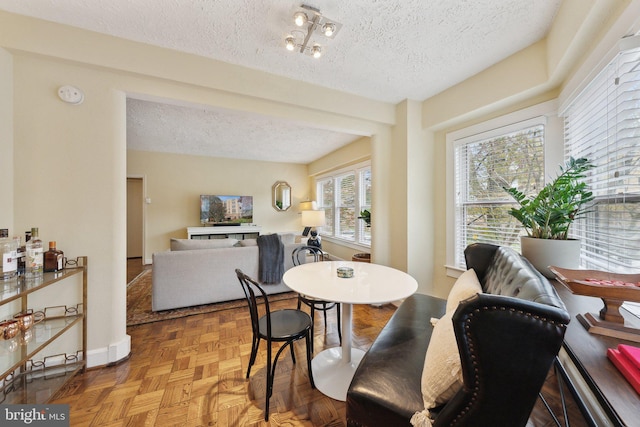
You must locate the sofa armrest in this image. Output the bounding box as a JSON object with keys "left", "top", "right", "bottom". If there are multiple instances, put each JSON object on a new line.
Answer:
{"left": 433, "top": 293, "right": 570, "bottom": 427}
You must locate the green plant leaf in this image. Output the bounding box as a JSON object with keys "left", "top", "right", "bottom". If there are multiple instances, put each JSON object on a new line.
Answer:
{"left": 503, "top": 157, "right": 594, "bottom": 239}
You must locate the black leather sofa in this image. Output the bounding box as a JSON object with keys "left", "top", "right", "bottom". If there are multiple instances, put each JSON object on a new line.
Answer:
{"left": 346, "top": 243, "right": 571, "bottom": 427}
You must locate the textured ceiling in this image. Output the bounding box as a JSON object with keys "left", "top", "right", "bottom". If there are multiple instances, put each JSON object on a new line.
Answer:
{"left": 0, "top": 0, "right": 562, "bottom": 163}
{"left": 126, "top": 98, "right": 359, "bottom": 163}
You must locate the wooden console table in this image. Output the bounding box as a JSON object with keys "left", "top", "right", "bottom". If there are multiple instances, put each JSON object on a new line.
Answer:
{"left": 187, "top": 226, "right": 261, "bottom": 240}
{"left": 553, "top": 281, "right": 640, "bottom": 426}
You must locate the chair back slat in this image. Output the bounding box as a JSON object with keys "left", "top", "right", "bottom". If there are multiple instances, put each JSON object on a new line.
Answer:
{"left": 292, "top": 245, "right": 326, "bottom": 266}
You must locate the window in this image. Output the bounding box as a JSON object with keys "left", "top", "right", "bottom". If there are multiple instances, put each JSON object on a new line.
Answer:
{"left": 563, "top": 41, "right": 640, "bottom": 273}
{"left": 451, "top": 120, "right": 545, "bottom": 269}
{"left": 316, "top": 162, "right": 371, "bottom": 247}
{"left": 446, "top": 101, "right": 561, "bottom": 274}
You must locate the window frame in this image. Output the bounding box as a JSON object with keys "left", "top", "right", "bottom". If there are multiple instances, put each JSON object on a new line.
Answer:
{"left": 315, "top": 160, "right": 371, "bottom": 249}
{"left": 445, "top": 100, "right": 562, "bottom": 277}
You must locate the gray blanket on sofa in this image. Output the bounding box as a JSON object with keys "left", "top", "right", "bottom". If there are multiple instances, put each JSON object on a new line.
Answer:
{"left": 257, "top": 234, "right": 285, "bottom": 284}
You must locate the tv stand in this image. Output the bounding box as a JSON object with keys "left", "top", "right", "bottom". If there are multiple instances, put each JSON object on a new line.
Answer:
{"left": 187, "top": 225, "right": 261, "bottom": 240}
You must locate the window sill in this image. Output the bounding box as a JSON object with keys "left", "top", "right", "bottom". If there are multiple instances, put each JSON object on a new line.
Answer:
{"left": 445, "top": 265, "right": 465, "bottom": 279}
{"left": 320, "top": 235, "right": 371, "bottom": 252}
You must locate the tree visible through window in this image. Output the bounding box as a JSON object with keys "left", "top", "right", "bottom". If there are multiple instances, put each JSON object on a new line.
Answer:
{"left": 453, "top": 123, "right": 545, "bottom": 268}
{"left": 316, "top": 162, "right": 371, "bottom": 247}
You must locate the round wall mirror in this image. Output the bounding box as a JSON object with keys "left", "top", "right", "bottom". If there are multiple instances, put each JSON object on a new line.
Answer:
{"left": 272, "top": 181, "right": 291, "bottom": 211}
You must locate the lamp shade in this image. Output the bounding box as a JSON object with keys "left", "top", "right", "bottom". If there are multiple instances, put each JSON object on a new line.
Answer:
{"left": 301, "top": 210, "right": 326, "bottom": 227}
{"left": 299, "top": 201, "right": 317, "bottom": 211}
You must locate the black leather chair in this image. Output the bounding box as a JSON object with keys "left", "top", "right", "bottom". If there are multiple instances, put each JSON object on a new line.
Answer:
{"left": 236, "top": 269, "right": 315, "bottom": 421}
{"left": 292, "top": 246, "right": 341, "bottom": 353}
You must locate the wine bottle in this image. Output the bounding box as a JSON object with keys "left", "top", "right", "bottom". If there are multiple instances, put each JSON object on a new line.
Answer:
{"left": 26, "top": 227, "right": 43, "bottom": 279}
{"left": 16, "top": 235, "right": 25, "bottom": 276}
{"left": 1, "top": 230, "right": 17, "bottom": 281}
{"left": 44, "top": 241, "right": 64, "bottom": 272}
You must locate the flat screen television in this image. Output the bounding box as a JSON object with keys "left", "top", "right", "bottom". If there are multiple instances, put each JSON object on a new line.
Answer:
{"left": 200, "top": 195, "right": 253, "bottom": 226}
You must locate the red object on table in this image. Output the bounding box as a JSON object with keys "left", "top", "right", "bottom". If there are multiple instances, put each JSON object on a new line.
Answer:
{"left": 619, "top": 344, "right": 640, "bottom": 371}
{"left": 607, "top": 345, "right": 640, "bottom": 395}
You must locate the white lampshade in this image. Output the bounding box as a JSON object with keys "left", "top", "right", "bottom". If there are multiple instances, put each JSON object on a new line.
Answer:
{"left": 301, "top": 210, "right": 326, "bottom": 227}
{"left": 299, "top": 201, "right": 317, "bottom": 211}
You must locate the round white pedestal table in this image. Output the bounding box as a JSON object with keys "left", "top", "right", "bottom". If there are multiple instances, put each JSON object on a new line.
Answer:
{"left": 282, "top": 261, "right": 418, "bottom": 401}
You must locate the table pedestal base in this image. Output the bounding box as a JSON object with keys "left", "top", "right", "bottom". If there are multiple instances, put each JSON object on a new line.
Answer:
{"left": 311, "top": 347, "right": 365, "bottom": 401}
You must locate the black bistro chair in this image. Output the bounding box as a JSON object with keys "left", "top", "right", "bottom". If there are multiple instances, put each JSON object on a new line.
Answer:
{"left": 235, "top": 269, "right": 315, "bottom": 421}
{"left": 292, "top": 246, "right": 341, "bottom": 353}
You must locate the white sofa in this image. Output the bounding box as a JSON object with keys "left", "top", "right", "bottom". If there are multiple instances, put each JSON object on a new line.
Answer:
{"left": 151, "top": 237, "right": 304, "bottom": 311}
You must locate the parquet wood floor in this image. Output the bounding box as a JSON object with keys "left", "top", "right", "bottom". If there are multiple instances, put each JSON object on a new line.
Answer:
{"left": 49, "top": 259, "right": 587, "bottom": 426}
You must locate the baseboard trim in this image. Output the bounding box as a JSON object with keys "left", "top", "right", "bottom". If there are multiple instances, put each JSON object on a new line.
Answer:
{"left": 86, "top": 334, "right": 131, "bottom": 368}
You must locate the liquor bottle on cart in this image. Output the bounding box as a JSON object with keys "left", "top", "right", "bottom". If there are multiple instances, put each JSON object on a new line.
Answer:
{"left": 26, "top": 227, "right": 43, "bottom": 279}
{"left": 44, "top": 241, "right": 64, "bottom": 273}
{"left": 16, "top": 235, "right": 25, "bottom": 276}
{"left": 1, "top": 229, "right": 17, "bottom": 281}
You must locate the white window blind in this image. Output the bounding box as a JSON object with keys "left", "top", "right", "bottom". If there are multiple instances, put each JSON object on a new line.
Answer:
{"left": 359, "top": 167, "right": 372, "bottom": 245}
{"left": 316, "top": 162, "right": 371, "bottom": 247}
{"left": 563, "top": 41, "right": 640, "bottom": 273}
{"left": 317, "top": 178, "right": 334, "bottom": 236}
{"left": 336, "top": 172, "right": 356, "bottom": 240}
{"left": 453, "top": 121, "right": 545, "bottom": 268}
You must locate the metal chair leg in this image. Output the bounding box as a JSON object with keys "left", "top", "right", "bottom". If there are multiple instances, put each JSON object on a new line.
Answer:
{"left": 309, "top": 307, "right": 316, "bottom": 354}
{"left": 306, "top": 331, "right": 316, "bottom": 389}
{"left": 289, "top": 342, "right": 296, "bottom": 364}
{"left": 247, "top": 335, "right": 260, "bottom": 378}
{"left": 337, "top": 304, "right": 342, "bottom": 344}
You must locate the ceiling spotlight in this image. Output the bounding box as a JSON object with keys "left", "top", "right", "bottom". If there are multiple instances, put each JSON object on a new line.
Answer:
{"left": 311, "top": 44, "right": 322, "bottom": 58}
{"left": 322, "top": 23, "right": 336, "bottom": 37}
{"left": 285, "top": 36, "right": 296, "bottom": 51}
{"left": 294, "top": 11, "right": 308, "bottom": 27}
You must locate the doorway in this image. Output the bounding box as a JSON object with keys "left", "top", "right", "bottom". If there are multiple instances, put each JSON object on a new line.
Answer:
{"left": 126, "top": 177, "right": 144, "bottom": 261}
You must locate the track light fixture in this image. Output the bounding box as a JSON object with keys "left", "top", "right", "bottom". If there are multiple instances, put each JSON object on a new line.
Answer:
{"left": 284, "top": 4, "right": 341, "bottom": 58}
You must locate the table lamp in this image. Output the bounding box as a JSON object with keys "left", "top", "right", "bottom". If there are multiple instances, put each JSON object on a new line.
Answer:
{"left": 301, "top": 209, "right": 326, "bottom": 249}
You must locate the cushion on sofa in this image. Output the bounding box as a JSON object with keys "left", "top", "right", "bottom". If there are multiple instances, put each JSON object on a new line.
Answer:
{"left": 411, "top": 269, "right": 484, "bottom": 427}
{"left": 445, "top": 268, "right": 481, "bottom": 313}
{"left": 279, "top": 233, "right": 296, "bottom": 244}
{"left": 239, "top": 239, "right": 258, "bottom": 247}
{"left": 170, "top": 238, "right": 239, "bottom": 251}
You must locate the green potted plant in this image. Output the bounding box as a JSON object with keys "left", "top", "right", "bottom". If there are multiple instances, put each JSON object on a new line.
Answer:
{"left": 504, "top": 157, "right": 594, "bottom": 277}
{"left": 358, "top": 209, "right": 371, "bottom": 227}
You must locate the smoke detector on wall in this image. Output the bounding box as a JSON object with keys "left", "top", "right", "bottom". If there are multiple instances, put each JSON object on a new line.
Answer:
{"left": 57, "top": 85, "right": 84, "bottom": 105}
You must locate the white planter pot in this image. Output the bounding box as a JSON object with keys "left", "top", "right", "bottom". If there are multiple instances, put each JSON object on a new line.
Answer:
{"left": 520, "top": 236, "right": 581, "bottom": 279}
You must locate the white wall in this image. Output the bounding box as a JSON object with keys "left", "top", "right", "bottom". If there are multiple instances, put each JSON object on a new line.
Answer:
{"left": 12, "top": 55, "right": 129, "bottom": 365}
{"left": 0, "top": 48, "right": 13, "bottom": 232}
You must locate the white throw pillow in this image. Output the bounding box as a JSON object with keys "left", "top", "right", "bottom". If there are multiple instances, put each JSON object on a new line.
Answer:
{"left": 411, "top": 269, "right": 483, "bottom": 427}
{"left": 445, "top": 268, "right": 482, "bottom": 313}
{"left": 170, "top": 238, "right": 239, "bottom": 251}
{"left": 411, "top": 310, "right": 462, "bottom": 427}
{"left": 239, "top": 239, "right": 258, "bottom": 247}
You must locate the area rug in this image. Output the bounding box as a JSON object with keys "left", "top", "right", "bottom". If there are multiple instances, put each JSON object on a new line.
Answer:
{"left": 126, "top": 269, "right": 296, "bottom": 326}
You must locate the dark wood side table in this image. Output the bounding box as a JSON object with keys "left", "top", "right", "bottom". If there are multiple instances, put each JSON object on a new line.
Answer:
{"left": 553, "top": 281, "right": 640, "bottom": 426}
